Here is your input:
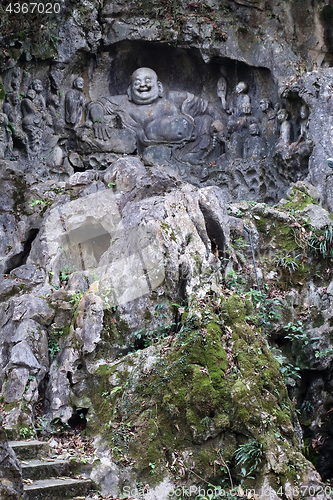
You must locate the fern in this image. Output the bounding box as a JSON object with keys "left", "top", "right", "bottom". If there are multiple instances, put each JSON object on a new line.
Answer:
{"left": 234, "top": 439, "right": 264, "bottom": 475}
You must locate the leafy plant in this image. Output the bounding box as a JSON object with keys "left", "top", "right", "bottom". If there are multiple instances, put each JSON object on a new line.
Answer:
{"left": 18, "top": 426, "right": 35, "bottom": 439}
{"left": 149, "top": 462, "right": 156, "bottom": 474}
{"left": 284, "top": 321, "right": 319, "bottom": 347}
{"left": 247, "top": 289, "right": 281, "bottom": 330}
{"left": 234, "top": 439, "right": 264, "bottom": 475}
{"left": 6, "top": 121, "right": 15, "bottom": 135}
{"left": 30, "top": 199, "right": 47, "bottom": 207}
{"left": 274, "top": 253, "right": 300, "bottom": 273}
{"left": 201, "top": 416, "right": 212, "bottom": 429}
{"left": 48, "top": 337, "right": 60, "bottom": 360}
{"left": 59, "top": 265, "right": 76, "bottom": 283}
{"left": 315, "top": 346, "right": 333, "bottom": 358}
{"left": 301, "top": 400, "right": 314, "bottom": 417}
{"left": 309, "top": 225, "right": 333, "bottom": 258}
{"left": 69, "top": 291, "right": 83, "bottom": 307}
{"left": 232, "top": 237, "right": 249, "bottom": 251}
{"left": 225, "top": 269, "right": 238, "bottom": 288}
{"left": 272, "top": 349, "right": 301, "bottom": 383}
{"left": 225, "top": 269, "right": 247, "bottom": 292}
{"left": 131, "top": 322, "right": 174, "bottom": 350}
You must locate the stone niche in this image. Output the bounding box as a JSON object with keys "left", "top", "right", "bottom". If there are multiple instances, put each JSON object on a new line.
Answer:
{"left": 1, "top": 40, "right": 313, "bottom": 204}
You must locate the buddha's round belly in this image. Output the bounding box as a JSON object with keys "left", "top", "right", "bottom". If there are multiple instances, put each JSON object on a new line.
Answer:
{"left": 145, "top": 116, "right": 193, "bottom": 142}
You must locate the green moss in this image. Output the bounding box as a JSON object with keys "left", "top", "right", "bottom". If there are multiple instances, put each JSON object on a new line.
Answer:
{"left": 213, "top": 413, "right": 230, "bottom": 430}
{"left": 82, "top": 293, "right": 304, "bottom": 488}
{"left": 225, "top": 294, "right": 246, "bottom": 322}
{"left": 3, "top": 402, "right": 16, "bottom": 412}
{"left": 196, "top": 449, "right": 216, "bottom": 475}
{"left": 160, "top": 221, "right": 170, "bottom": 231}
{"left": 284, "top": 186, "right": 318, "bottom": 211}
{"left": 0, "top": 83, "right": 5, "bottom": 100}
{"left": 238, "top": 408, "right": 250, "bottom": 422}
{"left": 275, "top": 410, "right": 291, "bottom": 427}
{"left": 254, "top": 217, "right": 268, "bottom": 233}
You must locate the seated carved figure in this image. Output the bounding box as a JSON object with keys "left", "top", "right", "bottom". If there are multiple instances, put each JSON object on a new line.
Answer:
{"left": 85, "top": 67, "right": 225, "bottom": 165}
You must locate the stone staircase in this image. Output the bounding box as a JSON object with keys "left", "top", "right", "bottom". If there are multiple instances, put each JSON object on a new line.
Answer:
{"left": 9, "top": 439, "right": 92, "bottom": 500}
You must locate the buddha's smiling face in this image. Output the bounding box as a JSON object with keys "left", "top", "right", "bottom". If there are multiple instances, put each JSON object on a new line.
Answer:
{"left": 131, "top": 68, "right": 161, "bottom": 105}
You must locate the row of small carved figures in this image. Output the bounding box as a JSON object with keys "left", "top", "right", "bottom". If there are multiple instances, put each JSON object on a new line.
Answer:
{"left": 0, "top": 76, "right": 311, "bottom": 162}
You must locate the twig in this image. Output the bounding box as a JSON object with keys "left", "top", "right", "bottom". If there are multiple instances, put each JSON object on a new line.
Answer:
{"left": 217, "top": 449, "right": 233, "bottom": 489}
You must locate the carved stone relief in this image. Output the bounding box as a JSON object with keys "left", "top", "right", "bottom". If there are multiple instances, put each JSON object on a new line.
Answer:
{"left": 65, "top": 77, "right": 87, "bottom": 129}
{"left": 0, "top": 48, "right": 314, "bottom": 203}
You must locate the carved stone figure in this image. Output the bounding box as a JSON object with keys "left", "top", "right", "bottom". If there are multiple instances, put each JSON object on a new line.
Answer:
{"left": 10, "top": 66, "right": 21, "bottom": 93}
{"left": 241, "top": 100, "right": 252, "bottom": 116}
{"left": 0, "top": 113, "right": 10, "bottom": 159}
{"left": 259, "top": 98, "right": 271, "bottom": 114}
{"left": 235, "top": 81, "right": 250, "bottom": 115}
{"left": 289, "top": 104, "right": 313, "bottom": 162}
{"left": 273, "top": 108, "right": 293, "bottom": 162}
{"left": 3, "top": 92, "right": 25, "bottom": 148}
{"left": 297, "top": 104, "right": 310, "bottom": 143}
{"left": 259, "top": 98, "right": 271, "bottom": 129}
{"left": 47, "top": 68, "right": 66, "bottom": 135}
{"left": 86, "top": 67, "right": 225, "bottom": 165}
{"left": 30, "top": 79, "right": 46, "bottom": 111}
{"left": 21, "top": 88, "right": 44, "bottom": 160}
{"left": 65, "top": 77, "right": 87, "bottom": 128}
{"left": 217, "top": 75, "right": 227, "bottom": 109}
{"left": 276, "top": 108, "right": 291, "bottom": 147}
{"left": 3, "top": 92, "right": 20, "bottom": 126}
{"left": 243, "top": 122, "right": 267, "bottom": 160}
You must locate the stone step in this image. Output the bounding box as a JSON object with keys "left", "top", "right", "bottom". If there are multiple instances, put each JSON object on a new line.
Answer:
{"left": 9, "top": 439, "right": 49, "bottom": 460}
{"left": 24, "top": 477, "right": 91, "bottom": 500}
{"left": 21, "top": 458, "right": 71, "bottom": 480}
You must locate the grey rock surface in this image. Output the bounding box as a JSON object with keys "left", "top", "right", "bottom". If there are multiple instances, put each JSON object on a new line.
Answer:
{"left": 2, "top": 1, "right": 333, "bottom": 498}
{"left": 0, "top": 421, "right": 23, "bottom": 500}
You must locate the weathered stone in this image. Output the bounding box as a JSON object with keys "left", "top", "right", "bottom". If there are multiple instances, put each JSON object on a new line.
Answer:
{"left": 12, "top": 295, "right": 54, "bottom": 325}
{"left": 12, "top": 319, "right": 49, "bottom": 370}
{"left": 9, "top": 264, "right": 45, "bottom": 289}
{"left": 3, "top": 2, "right": 333, "bottom": 497}
{"left": 103, "top": 156, "right": 147, "bottom": 192}
{"left": 0, "top": 278, "right": 20, "bottom": 301}
{"left": 65, "top": 170, "right": 96, "bottom": 188}
{"left": 0, "top": 420, "right": 23, "bottom": 500}
{"left": 4, "top": 367, "right": 30, "bottom": 403}
{"left": 74, "top": 293, "right": 104, "bottom": 354}
{"left": 299, "top": 204, "right": 332, "bottom": 229}
{"left": 8, "top": 341, "right": 41, "bottom": 371}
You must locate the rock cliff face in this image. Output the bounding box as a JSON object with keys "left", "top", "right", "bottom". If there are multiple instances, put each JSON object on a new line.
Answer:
{"left": 2, "top": 0, "right": 333, "bottom": 498}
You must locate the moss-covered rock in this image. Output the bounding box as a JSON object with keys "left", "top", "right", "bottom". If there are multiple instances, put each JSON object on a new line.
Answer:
{"left": 83, "top": 293, "right": 315, "bottom": 494}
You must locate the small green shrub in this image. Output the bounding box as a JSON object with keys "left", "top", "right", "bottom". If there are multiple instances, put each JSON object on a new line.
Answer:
{"left": 18, "top": 426, "right": 35, "bottom": 439}
{"left": 59, "top": 265, "right": 76, "bottom": 283}
{"left": 48, "top": 337, "right": 60, "bottom": 360}
{"left": 284, "top": 321, "right": 320, "bottom": 346}
{"left": 234, "top": 439, "right": 264, "bottom": 475}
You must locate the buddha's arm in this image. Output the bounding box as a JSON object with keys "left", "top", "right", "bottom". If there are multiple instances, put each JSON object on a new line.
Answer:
{"left": 88, "top": 102, "right": 110, "bottom": 141}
